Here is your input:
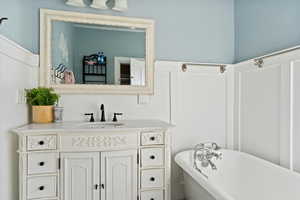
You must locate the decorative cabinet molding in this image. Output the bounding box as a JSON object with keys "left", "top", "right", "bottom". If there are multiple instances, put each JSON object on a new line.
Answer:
{"left": 60, "top": 133, "right": 138, "bottom": 151}
{"left": 27, "top": 135, "right": 57, "bottom": 150}
{"left": 15, "top": 120, "right": 172, "bottom": 200}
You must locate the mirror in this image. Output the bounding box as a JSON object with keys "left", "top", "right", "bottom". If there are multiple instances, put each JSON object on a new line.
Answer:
{"left": 40, "top": 9, "right": 154, "bottom": 94}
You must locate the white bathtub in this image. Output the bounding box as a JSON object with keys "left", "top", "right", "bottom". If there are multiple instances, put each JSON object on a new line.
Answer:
{"left": 175, "top": 149, "right": 300, "bottom": 200}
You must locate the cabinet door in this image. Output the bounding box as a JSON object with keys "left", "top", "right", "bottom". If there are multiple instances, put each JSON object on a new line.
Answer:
{"left": 101, "top": 150, "right": 138, "bottom": 200}
{"left": 60, "top": 152, "right": 100, "bottom": 200}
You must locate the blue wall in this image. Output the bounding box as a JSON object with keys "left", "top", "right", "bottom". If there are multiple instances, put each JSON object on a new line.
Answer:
{"left": 2, "top": 1, "right": 300, "bottom": 64}
{"left": 73, "top": 27, "right": 145, "bottom": 84}
{"left": 0, "top": 0, "right": 235, "bottom": 64}
{"left": 235, "top": 0, "right": 300, "bottom": 62}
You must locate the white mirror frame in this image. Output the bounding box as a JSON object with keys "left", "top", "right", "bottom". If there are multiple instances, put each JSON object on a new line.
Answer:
{"left": 40, "top": 9, "right": 155, "bottom": 94}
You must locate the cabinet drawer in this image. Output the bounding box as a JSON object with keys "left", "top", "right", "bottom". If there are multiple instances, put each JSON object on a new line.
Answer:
{"left": 141, "top": 190, "right": 164, "bottom": 200}
{"left": 27, "top": 135, "right": 57, "bottom": 151}
{"left": 141, "top": 132, "right": 164, "bottom": 146}
{"left": 141, "top": 169, "right": 164, "bottom": 189}
{"left": 28, "top": 153, "right": 58, "bottom": 175}
{"left": 27, "top": 176, "right": 57, "bottom": 199}
{"left": 141, "top": 148, "right": 164, "bottom": 168}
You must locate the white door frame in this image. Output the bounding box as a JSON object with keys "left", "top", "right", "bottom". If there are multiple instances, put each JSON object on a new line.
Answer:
{"left": 114, "top": 56, "right": 144, "bottom": 84}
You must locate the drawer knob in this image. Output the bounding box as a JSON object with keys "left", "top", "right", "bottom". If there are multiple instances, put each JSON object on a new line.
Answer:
{"left": 39, "top": 186, "right": 45, "bottom": 191}
{"left": 150, "top": 155, "right": 155, "bottom": 160}
{"left": 150, "top": 136, "right": 155, "bottom": 141}
{"left": 150, "top": 177, "right": 155, "bottom": 182}
{"left": 39, "top": 162, "right": 45, "bottom": 166}
{"left": 38, "top": 141, "right": 45, "bottom": 145}
{"left": 150, "top": 198, "right": 155, "bottom": 200}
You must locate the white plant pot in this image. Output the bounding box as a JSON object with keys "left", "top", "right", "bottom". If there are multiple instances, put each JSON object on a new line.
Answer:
{"left": 112, "top": 0, "right": 128, "bottom": 11}
{"left": 65, "top": 0, "right": 86, "bottom": 7}
{"left": 90, "top": 0, "right": 109, "bottom": 9}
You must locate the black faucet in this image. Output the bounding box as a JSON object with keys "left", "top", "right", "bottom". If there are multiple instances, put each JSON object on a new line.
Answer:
{"left": 85, "top": 113, "right": 95, "bottom": 122}
{"left": 100, "top": 104, "right": 106, "bottom": 122}
{"left": 112, "top": 113, "right": 123, "bottom": 122}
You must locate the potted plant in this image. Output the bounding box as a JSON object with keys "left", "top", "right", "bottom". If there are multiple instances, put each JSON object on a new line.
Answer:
{"left": 25, "top": 87, "right": 60, "bottom": 123}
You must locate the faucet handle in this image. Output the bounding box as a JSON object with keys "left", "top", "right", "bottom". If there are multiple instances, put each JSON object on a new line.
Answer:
{"left": 112, "top": 113, "right": 123, "bottom": 122}
{"left": 85, "top": 113, "right": 95, "bottom": 122}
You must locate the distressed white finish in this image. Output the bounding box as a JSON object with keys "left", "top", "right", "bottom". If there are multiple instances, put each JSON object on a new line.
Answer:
{"left": 15, "top": 120, "right": 172, "bottom": 200}
{"left": 141, "top": 148, "right": 164, "bottom": 168}
{"left": 141, "top": 169, "right": 164, "bottom": 189}
{"left": 27, "top": 175, "right": 57, "bottom": 199}
{"left": 27, "top": 153, "right": 58, "bottom": 175}
{"left": 101, "top": 150, "right": 137, "bottom": 200}
{"left": 59, "top": 132, "right": 138, "bottom": 151}
{"left": 27, "top": 135, "right": 57, "bottom": 151}
{"left": 141, "top": 190, "right": 164, "bottom": 200}
{"left": 61, "top": 152, "right": 100, "bottom": 200}
{"left": 141, "top": 131, "right": 164, "bottom": 146}
{"left": 175, "top": 149, "right": 300, "bottom": 200}
{"left": 40, "top": 9, "right": 155, "bottom": 94}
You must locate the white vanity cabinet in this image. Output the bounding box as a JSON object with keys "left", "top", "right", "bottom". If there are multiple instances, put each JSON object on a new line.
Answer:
{"left": 15, "top": 120, "right": 172, "bottom": 200}
{"left": 60, "top": 152, "right": 100, "bottom": 200}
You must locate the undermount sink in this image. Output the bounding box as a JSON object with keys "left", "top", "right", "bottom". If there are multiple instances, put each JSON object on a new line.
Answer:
{"left": 77, "top": 122, "right": 125, "bottom": 129}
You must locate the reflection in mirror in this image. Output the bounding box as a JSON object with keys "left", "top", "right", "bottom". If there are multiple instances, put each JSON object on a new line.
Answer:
{"left": 51, "top": 21, "right": 146, "bottom": 86}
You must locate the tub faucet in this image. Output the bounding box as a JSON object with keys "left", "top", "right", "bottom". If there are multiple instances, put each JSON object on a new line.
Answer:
{"left": 193, "top": 142, "right": 222, "bottom": 177}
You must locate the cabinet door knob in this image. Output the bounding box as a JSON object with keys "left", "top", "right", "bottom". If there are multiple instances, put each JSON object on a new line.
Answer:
{"left": 101, "top": 184, "right": 105, "bottom": 189}
{"left": 150, "top": 136, "right": 155, "bottom": 141}
{"left": 39, "top": 161, "right": 45, "bottom": 166}
{"left": 150, "top": 155, "right": 155, "bottom": 160}
{"left": 39, "top": 141, "right": 44, "bottom": 145}
{"left": 150, "top": 177, "right": 155, "bottom": 182}
{"left": 39, "top": 186, "right": 45, "bottom": 191}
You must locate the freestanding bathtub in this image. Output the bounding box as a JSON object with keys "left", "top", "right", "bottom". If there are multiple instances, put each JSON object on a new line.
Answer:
{"left": 175, "top": 149, "right": 300, "bottom": 200}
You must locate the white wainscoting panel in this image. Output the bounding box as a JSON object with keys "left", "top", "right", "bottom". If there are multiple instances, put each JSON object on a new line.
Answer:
{"left": 169, "top": 63, "right": 231, "bottom": 200}
{"left": 173, "top": 65, "right": 227, "bottom": 151}
{"left": 233, "top": 49, "right": 300, "bottom": 170}
{"left": 291, "top": 60, "right": 300, "bottom": 173}
{"left": 0, "top": 35, "right": 39, "bottom": 200}
{"left": 238, "top": 64, "right": 282, "bottom": 164}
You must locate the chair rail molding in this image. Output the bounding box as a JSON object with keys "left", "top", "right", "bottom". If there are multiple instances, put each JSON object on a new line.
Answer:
{"left": 0, "top": 35, "right": 39, "bottom": 67}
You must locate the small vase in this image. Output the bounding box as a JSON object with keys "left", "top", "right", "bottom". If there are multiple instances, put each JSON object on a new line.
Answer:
{"left": 32, "top": 106, "right": 54, "bottom": 123}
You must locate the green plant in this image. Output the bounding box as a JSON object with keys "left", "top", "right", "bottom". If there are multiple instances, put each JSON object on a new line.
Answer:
{"left": 25, "top": 87, "right": 60, "bottom": 106}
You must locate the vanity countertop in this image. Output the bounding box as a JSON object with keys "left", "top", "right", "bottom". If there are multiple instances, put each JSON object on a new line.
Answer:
{"left": 13, "top": 120, "right": 174, "bottom": 135}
